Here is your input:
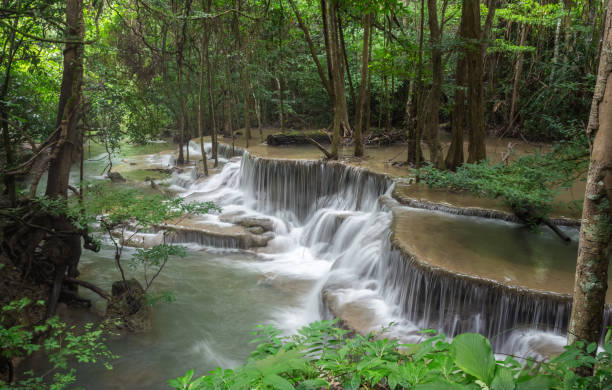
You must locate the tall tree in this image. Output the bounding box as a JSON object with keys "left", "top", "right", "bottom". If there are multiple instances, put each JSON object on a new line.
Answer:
{"left": 354, "top": 11, "right": 372, "bottom": 157}
{"left": 568, "top": 1, "right": 612, "bottom": 376}
{"left": 197, "top": 0, "right": 210, "bottom": 176}
{"left": 465, "top": 0, "right": 486, "bottom": 163}
{"left": 46, "top": 0, "right": 85, "bottom": 198}
{"left": 324, "top": 0, "right": 351, "bottom": 159}
{"left": 445, "top": 38, "right": 467, "bottom": 169}
{"left": 43, "top": 0, "right": 85, "bottom": 317}
{"left": 173, "top": 0, "right": 193, "bottom": 166}
{"left": 422, "top": 0, "right": 445, "bottom": 169}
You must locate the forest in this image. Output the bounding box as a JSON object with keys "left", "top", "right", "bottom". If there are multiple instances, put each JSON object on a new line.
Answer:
{"left": 1, "top": 0, "right": 612, "bottom": 388}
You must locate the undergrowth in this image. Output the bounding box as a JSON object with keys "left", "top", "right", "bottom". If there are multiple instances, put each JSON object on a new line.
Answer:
{"left": 169, "top": 320, "right": 612, "bottom": 390}
{"left": 418, "top": 140, "right": 589, "bottom": 215}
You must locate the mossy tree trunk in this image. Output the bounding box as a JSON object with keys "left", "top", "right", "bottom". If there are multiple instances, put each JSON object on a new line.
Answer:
{"left": 568, "top": 3, "right": 612, "bottom": 376}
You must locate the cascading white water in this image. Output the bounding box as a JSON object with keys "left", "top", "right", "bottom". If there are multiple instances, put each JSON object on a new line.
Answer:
{"left": 172, "top": 143, "right": 603, "bottom": 358}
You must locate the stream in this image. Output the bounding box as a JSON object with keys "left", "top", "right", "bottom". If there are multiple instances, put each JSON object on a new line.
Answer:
{"left": 63, "top": 142, "right": 606, "bottom": 389}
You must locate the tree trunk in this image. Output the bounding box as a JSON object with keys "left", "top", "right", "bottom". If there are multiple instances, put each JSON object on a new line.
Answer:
{"left": 338, "top": 12, "right": 355, "bottom": 110}
{"left": 46, "top": 0, "right": 85, "bottom": 198}
{"left": 446, "top": 58, "right": 467, "bottom": 170}
{"left": 408, "top": 0, "right": 425, "bottom": 166}
{"left": 205, "top": 12, "right": 218, "bottom": 167}
{"left": 0, "top": 11, "right": 19, "bottom": 207}
{"left": 354, "top": 13, "right": 371, "bottom": 157}
{"left": 324, "top": 0, "right": 351, "bottom": 159}
{"left": 174, "top": 0, "right": 193, "bottom": 166}
{"left": 507, "top": 23, "right": 529, "bottom": 134}
{"left": 465, "top": 0, "right": 487, "bottom": 163}
{"left": 423, "top": 0, "right": 445, "bottom": 169}
{"left": 287, "top": 0, "right": 333, "bottom": 100}
{"left": 568, "top": 5, "right": 612, "bottom": 376}
{"left": 242, "top": 45, "right": 252, "bottom": 145}
{"left": 276, "top": 77, "right": 285, "bottom": 132}
{"left": 198, "top": 12, "right": 209, "bottom": 177}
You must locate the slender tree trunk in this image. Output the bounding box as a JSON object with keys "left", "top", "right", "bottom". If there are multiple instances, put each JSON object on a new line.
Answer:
{"left": 446, "top": 56, "right": 467, "bottom": 170}
{"left": 198, "top": 13, "right": 209, "bottom": 176}
{"left": 276, "top": 77, "right": 285, "bottom": 132}
{"left": 0, "top": 9, "right": 20, "bottom": 207}
{"left": 243, "top": 44, "right": 252, "bottom": 145}
{"left": 174, "top": 0, "right": 193, "bottom": 165}
{"left": 507, "top": 23, "right": 530, "bottom": 134}
{"left": 409, "top": 0, "right": 425, "bottom": 165}
{"left": 205, "top": 12, "right": 218, "bottom": 167}
{"left": 423, "top": 0, "right": 445, "bottom": 169}
{"left": 287, "top": 0, "right": 333, "bottom": 100}
{"left": 568, "top": 4, "right": 612, "bottom": 375}
{"left": 551, "top": 18, "right": 562, "bottom": 83}
{"left": 465, "top": 0, "right": 487, "bottom": 163}
{"left": 323, "top": 0, "right": 352, "bottom": 158}
{"left": 338, "top": 12, "right": 355, "bottom": 110}
{"left": 365, "top": 26, "right": 373, "bottom": 136}
{"left": 354, "top": 13, "right": 371, "bottom": 157}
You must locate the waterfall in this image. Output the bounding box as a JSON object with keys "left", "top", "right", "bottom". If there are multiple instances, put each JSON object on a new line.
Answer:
{"left": 174, "top": 146, "right": 610, "bottom": 356}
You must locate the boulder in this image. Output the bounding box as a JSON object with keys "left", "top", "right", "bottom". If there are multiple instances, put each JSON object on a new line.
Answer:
{"left": 246, "top": 226, "right": 264, "bottom": 234}
{"left": 219, "top": 214, "right": 275, "bottom": 232}
{"left": 246, "top": 232, "right": 274, "bottom": 247}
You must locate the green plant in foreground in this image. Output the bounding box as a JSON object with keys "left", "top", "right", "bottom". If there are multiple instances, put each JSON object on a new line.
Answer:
{"left": 0, "top": 298, "right": 116, "bottom": 390}
{"left": 170, "top": 320, "right": 612, "bottom": 390}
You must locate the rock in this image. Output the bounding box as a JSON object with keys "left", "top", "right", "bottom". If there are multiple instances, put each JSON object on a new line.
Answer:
{"left": 246, "top": 232, "right": 274, "bottom": 247}
{"left": 107, "top": 171, "right": 126, "bottom": 182}
{"left": 219, "top": 214, "right": 275, "bottom": 232}
{"left": 105, "top": 279, "right": 151, "bottom": 332}
{"left": 246, "top": 226, "right": 264, "bottom": 234}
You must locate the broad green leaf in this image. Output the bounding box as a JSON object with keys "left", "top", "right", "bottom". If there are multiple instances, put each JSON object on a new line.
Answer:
{"left": 263, "top": 374, "right": 294, "bottom": 390}
{"left": 415, "top": 381, "right": 474, "bottom": 390}
{"left": 515, "top": 375, "right": 554, "bottom": 390}
{"left": 296, "top": 378, "right": 328, "bottom": 390}
{"left": 491, "top": 366, "right": 515, "bottom": 390}
{"left": 450, "top": 333, "right": 495, "bottom": 384}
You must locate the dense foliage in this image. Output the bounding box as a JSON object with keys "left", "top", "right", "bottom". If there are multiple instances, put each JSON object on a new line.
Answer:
{"left": 419, "top": 139, "right": 589, "bottom": 214}
{"left": 170, "top": 320, "right": 612, "bottom": 390}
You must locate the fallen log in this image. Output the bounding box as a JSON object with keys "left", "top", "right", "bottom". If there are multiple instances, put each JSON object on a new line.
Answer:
{"left": 365, "top": 129, "right": 407, "bottom": 146}
{"left": 266, "top": 131, "right": 330, "bottom": 146}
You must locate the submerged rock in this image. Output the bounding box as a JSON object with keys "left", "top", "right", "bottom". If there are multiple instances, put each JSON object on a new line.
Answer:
{"left": 107, "top": 171, "right": 126, "bottom": 182}
{"left": 105, "top": 279, "right": 151, "bottom": 332}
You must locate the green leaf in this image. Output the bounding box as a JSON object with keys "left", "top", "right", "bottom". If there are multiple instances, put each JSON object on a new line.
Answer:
{"left": 296, "top": 378, "right": 328, "bottom": 390}
{"left": 415, "top": 381, "right": 474, "bottom": 390}
{"left": 450, "top": 333, "right": 495, "bottom": 384}
{"left": 491, "top": 366, "right": 515, "bottom": 390}
{"left": 515, "top": 375, "right": 554, "bottom": 390}
{"left": 263, "top": 374, "right": 294, "bottom": 390}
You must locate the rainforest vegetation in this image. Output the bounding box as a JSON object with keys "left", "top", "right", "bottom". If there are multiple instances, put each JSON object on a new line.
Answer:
{"left": 1, "top": 0, "right": 612, "bottom": 388}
